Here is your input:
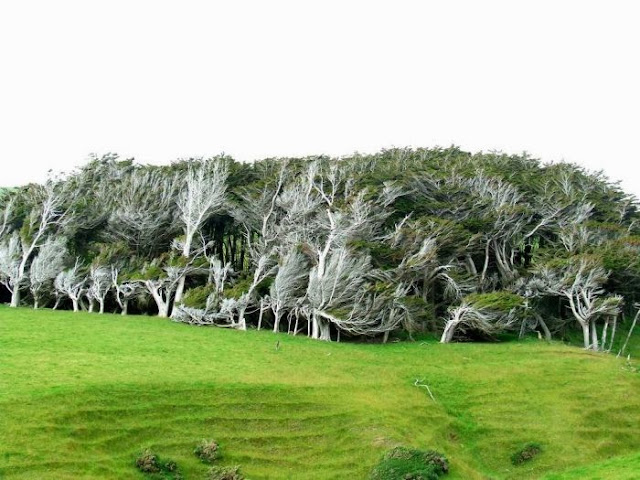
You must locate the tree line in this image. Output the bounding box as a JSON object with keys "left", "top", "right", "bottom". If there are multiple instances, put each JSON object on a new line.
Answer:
{"left": 1, "top": 148, "right": 639, "bottom": 349}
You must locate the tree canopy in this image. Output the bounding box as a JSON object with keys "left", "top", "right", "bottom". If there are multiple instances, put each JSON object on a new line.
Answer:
{"left": 1, "top": 147, "right": 638, "bottom": 349}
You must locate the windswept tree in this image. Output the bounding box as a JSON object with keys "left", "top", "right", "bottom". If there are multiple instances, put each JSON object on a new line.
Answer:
{"left": 106, "top": 168, "right": 182, "bottom": 257}
{"left": 137, "top": 261, "right": 185, "bottom": 318}
{"left": 29, "top": 236, "right": 67, "bottom": 308}
{"left": 268, "top": 249, "right": 309, "bottom": 333}
{"left": 86, "top": 266, "right": 111, "bottom": 314}
{"left": 111, "top": 267, "right": 139, "bottom": 315}
{"left": 174, "top": 158, "right": 228, "bottom": 303}
{"left": 440, "top": 292, "right": 524, "bottom": 343}
{"left": 548, "top": 259, "right": 623, "bottom": 350}
{"left": 5, "top": 183, "right": 66, "bottom": 307}
{"left": 54, "top": 260, "right": 85, "bottom": 312}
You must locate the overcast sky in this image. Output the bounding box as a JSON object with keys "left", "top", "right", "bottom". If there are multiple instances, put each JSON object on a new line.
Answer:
{"left": 0, "top": 1, "right": 638, "bottom": 196}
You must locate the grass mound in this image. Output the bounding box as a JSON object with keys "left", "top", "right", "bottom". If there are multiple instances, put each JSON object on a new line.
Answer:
{"left": 370, "top": 446, "right": 448, "bottom": 479}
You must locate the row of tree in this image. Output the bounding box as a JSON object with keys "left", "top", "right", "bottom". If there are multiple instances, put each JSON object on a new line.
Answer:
{"left": 1, "top": 148, "right": 639, "bottom": 349}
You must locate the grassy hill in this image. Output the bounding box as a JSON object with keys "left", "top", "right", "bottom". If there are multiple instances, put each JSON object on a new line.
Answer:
{"left": 1, "top": 306, "right": 639, "bottom": 479}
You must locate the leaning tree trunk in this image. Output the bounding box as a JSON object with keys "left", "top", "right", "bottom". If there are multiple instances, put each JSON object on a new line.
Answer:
{"left": 440, "top": 320, "right": 460, "bottom": 343}
{"left": 619, "top": 310, "right": 640, "bottom": 357}
{"left": 533, "top": 312, "right": 552, "bottom": 341}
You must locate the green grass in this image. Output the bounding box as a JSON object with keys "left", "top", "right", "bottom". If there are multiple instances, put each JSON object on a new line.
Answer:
{"left": 1, "top": 306, "right": 639, "bottom": 479}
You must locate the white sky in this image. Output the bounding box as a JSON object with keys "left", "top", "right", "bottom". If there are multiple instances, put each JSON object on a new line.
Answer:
{"left": 0, "top": 0, "right": 638, "bottom": 196}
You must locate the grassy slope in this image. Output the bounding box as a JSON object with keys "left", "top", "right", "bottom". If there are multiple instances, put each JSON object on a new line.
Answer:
{"left": 0, "top": 306, "right": 639, "bottom": 479}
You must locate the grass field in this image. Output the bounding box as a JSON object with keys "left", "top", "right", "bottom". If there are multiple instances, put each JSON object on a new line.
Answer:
{"left": 1, "top": 306, "right": 639, "bottom": 479}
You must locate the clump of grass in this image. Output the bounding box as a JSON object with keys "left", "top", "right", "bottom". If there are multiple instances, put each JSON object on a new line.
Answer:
{"left": 370, "top": 446, "right": 449, "bottom": 479}
{"left": 206, "top": 465, "right": 246, "bottom": 480}
{"left": 135, "top": 449, "right": 182, "bottom": 479}
{"left": 511, "top": 442, "right": 542, "bottom": 465}
{"left": 195, "top": 439, "right": 221, "bottom": 463}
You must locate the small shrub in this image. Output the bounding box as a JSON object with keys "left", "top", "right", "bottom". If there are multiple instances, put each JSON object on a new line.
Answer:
{"left": 135, "top": 449, "right": 182, "bottom": 479}
{"left": 195, "top": 439, "right": 221, "bottom": 463}
{"left": 370, "top": 447, "right": 449, "bottom": 480}
{"left": 136, "top": 449, "right": 161, "bottom": 473}
{"left": 511, "top": 442, "right": 542, "bottom": 465}
{"left": 207, "top": 465, "right": 246, "bottom": 480}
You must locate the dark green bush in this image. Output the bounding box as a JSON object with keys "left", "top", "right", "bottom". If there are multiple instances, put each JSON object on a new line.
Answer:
{"left": 511, "top": 442, "right": 542, "bottom": 465}
{"left": 195, "top": 439, "right": 221, "bottom": 463}
{"left": 206, "top": 465, "right": 246, "bottom": 480}
{"left": 370, "top": 447, "right": 449, "bottom": 479}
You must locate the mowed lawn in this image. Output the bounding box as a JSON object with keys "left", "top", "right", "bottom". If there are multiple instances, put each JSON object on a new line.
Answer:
{"left": 1, "top": 306, "right": 639, "bottom": 479}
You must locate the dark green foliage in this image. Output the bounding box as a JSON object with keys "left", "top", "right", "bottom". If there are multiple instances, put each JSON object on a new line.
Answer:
{"left": 465, "top": 291, "right": 524, "bottom": 312}
{"left": 370, "top": 447, "right": 449, "bottom": 480}
{"left": 194, "top": 439, "right": 221, "bottom": 463}
{"left": 206, "top": 465, "right": 246, "bottom": 480}
{"left": 135, "top": 449, "right": 182, "bottom": 479}
{"left": 183, "top": 285, "right": 217, "bottom": 309}
{"left": 510, "top": 442, "right": 542, "bottom": 465}
{"left": 401, "top": 296, "right": 437, "bottom": 332}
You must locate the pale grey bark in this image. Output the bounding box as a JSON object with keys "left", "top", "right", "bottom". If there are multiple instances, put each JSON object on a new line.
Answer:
{"left": 174, "top": 159, "right": 228, "bottom": 303}
{"left": 54, "top": 260, "right": 85, "bottom": 312}
{"left": 29, "top": 236, "right": 67, "bottom": 308}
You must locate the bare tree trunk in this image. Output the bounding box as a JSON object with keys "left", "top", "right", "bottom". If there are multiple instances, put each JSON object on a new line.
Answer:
{"left": 590, "top": 320, "right": 599, "bottom": 351}
{"left": 601, "top": 317, "right": 610, "bottom": 349}
{"left": 33, "top": 298, "right": 39, "bottom": 310}
{"left": 237, "top": 306, "right": 247, "bottom": 330}
{"left": 10, "top": 289, "right": 20, "bottom": 308}
{"left": 157, "top": 302, "right": 169, "bottom": 318}
{"left": 121, "top": 300, "right": 128, "bottom": 316}
{"left": 272, "top": 307, "right": 281, "bottom": 333}
{"left": 440, "top": 320, "right": 459, "bottom": 343}
{"left": 257, "top": 299, "right": 264, "bottom": 331}
{"left": 319, "top": 320, "right": 331, "bottom": 341}
{"left": 465, "top": 254, "right": 477, "bottom": 276}
{"left": 581, "top": 322, "right": 590, "bottom": 349}
{"left": 534, "top": 312, "right": 552, "bottom": 341}
{"left": 98, "top": 300, "right": 105, "bottom": 314}
{"left": 293, "top": 313, "right": 300, "bottom": 336}
{"left": 72, "top": 298, "right": 79, "bottom": 312}
{"left": 608, "top": 315, "right": 617, "bottom": 352}
{"left": 53, "top": 297, "right": 61, "bottom": 310}
{"left": 311, "top": 313, "right": 319, "bottom": 339}
{"left": 174, "top": 277, "right": 186, "bottom": 305}
{"left": 480, "top": 240, "right": 491, "bottom": 288}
